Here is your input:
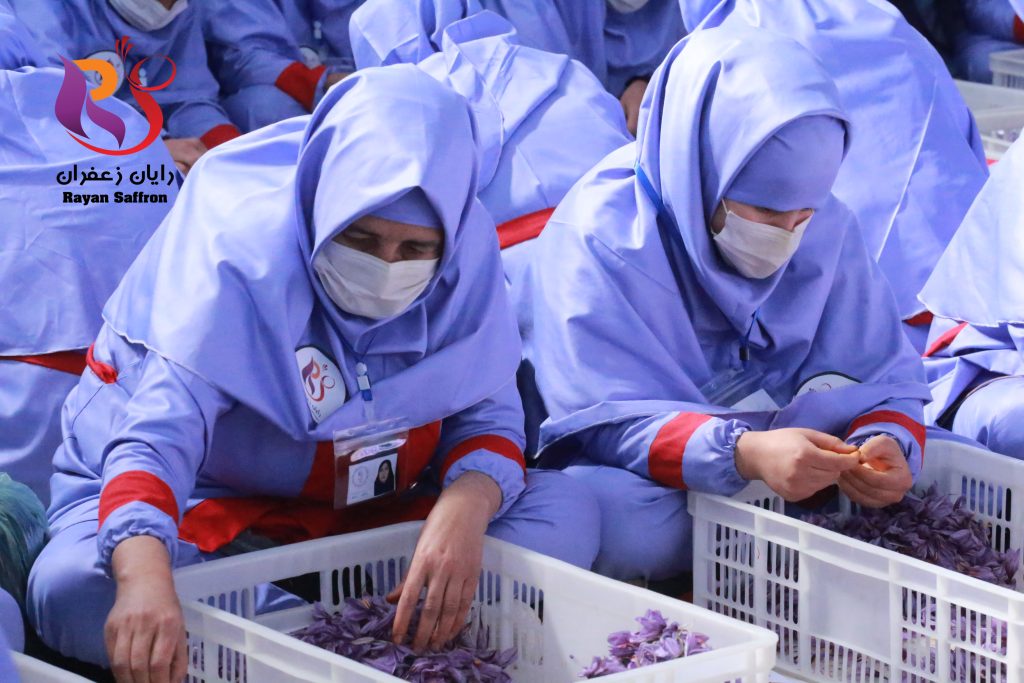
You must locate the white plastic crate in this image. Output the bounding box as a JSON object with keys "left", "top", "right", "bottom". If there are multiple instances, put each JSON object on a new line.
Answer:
{"left": 991, "top": 50, "right": 1024, "bottom": 90}
{"left": 955, "top": 80, "right": 1024, "bottom": 115}
{"left": 11, "top": 652, "right": 92, "bottom": 682}
{"left": 691, "top": 434, "right": 1024, "bottom": 682}
{"left": 175, "top": 522, "right": 777, "bottom": 683}
{"left": 973, "top": 109, "right": 1024, "bottom": 161}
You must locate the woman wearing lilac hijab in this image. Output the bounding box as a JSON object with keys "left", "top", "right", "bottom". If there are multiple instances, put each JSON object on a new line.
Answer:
{"left": 27, "top": 67, "right": 598, "bottom": 679}
{"left": 677, "top": 0, "right": 988, "bottom": 354}
{"left": 519, "top": 26, "right": 930, "bottom": 580}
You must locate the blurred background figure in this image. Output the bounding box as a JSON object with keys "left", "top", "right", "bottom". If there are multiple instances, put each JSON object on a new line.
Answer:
{"left": 679, "top": 0, "right": 989, "bottom": 353}
{"left": 202, "top": 0, "right": 367, "bottom": 132}
{"left": 8, "top": 0, "right": 242, "bottom": 172}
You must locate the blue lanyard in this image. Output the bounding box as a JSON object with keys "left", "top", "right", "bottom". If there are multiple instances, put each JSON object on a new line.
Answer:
{"left": 635, "top": 162, "right": 761, "bottom": 367}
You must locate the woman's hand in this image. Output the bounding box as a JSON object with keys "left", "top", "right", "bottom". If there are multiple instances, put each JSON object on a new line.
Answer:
{"left": 106, "top": 535, "right": 188, "bottom": 683}
{"left": 619, "top": 78, "right": 648, "bottom": 136}
{"left": 163, "top": 138, "right": 207, "bottom": 176}
{"left": 388, "top": 471, "right": 501, "bottom": 651}
{"left": 838, "top": 435, "right": 912, "bottom": 508}
{"left": 734, "top": 428, "right": 861, "bottom": 501}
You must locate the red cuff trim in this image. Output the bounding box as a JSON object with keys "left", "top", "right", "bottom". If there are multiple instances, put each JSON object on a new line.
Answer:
{"left": 846, "top": 410, "right": 926, "bottom": 454}
{"left": 1014, "top": 15, "right": 1024, "bottom": 43}
{"left": 904, "top": 311, "right": 933, "bottom": 327}
{"left": 86, "top": 343, "right": 118, "bottom": 384}
{"left": 276, "top": 62, "right": 326, "bottom": 111}
{"left": 200, "top": 124, "right": 242, "bottom": 149}
{"left": 99, "top": 471, "right": 179, "bottom": 528}
{"left": 4, "top": 350, "right": 87, "bottom": 376}
{"left": 923, "top": 321, "right": 968, "bottom": 358}
{"left": 497, "top": 208, "right": 555, "bottom": 250}
{"left": 439, "top": 435, "right": 525, "bottom": 483}
{"left": 648, "top": 413, "right": 712, "bottom": 490}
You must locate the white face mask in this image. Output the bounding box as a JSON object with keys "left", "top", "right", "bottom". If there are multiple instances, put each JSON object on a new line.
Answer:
{"left": 108, "top": 0, "right": 189, "bottom": 31}
{"left": 713, "top": 203, "right": 811, "bottom": 279}
{"left": 607, "top": 0, "right": 650, "bottom": 12}
{"left": 314, "top": 241, "right": 438, "bottom": 320}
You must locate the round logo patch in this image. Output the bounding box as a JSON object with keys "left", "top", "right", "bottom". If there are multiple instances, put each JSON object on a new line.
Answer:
{"left": 82, "top": 50, "right": 125, "bottom": 92}
{"left": 795, "top": 372, "right": 860, "bottom": 397}
{"left": 295, "top": 346, "right": 347, "bottom": 423}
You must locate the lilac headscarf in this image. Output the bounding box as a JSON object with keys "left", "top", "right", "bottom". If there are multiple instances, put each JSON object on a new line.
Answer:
{"left": 726, "top": 116, "right": 846, "bottom": 211}
{"left": 677, "top": 0, "right": 988, "bottom": 320}
{"left": 103, "top": 66, "right": 520, "bottom": 440}
{"left": 524, "top": 26, "right": 929, "bottom": 453}
{"left": 920, "top": 137, "right": 1024, "bottom": 327}
{"left": 350, "top": 2, "right": 629, "bottom": 224}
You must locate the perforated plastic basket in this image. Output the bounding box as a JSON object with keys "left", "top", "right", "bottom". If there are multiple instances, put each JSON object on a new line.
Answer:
{"left": 691, "top": 434, "right": 1024, "bottom": 682}
{"left": 175, "top": 523, "right": 777, "bottom": 682}
{"left": 991, "top": 50, "right": 1024, "bottom": 90}
{"left": 955, "top": 80, "right": 1024, "bottom": 114}
{"left": 973, "top": 109, "right": 1024, "bottom": 161}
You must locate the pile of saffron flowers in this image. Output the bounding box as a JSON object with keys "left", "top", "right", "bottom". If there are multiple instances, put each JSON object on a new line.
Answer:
{"left": 580, "top": 610, "right": 712, "bottom": 678}
{"left": 291, "top": 597, "right": 516, "bottom": 682}
{"left": 804, "top": 484, "right": 1020, "bottom": 589}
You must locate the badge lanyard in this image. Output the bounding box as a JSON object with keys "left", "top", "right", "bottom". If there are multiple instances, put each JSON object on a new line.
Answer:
{"left": 330, "top": 328, "right": 410, "bottom": 510}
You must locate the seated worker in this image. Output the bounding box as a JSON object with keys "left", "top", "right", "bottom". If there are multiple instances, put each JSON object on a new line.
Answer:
{"left": 519, "top": 26, "right": 931, "bottom": 581}
{"left": 26, "top": 67, "right": 599, "bottom": 678}
{"left": 351, "top": 2, "right": 632, "bottom": 450}
{"left": 9, "top": 0, "right": 243, "bottom": 173}
{"left": 201, "top": 0, "right": 320, "bottom": 132}
{"left": 0, "top": 14, "right": 178, "bottom": 505}
{"left": 951, "top": 0, "right": 1024, "bottom": 82}
{"left": 920, "top": 136, "right": 1024, "bottom": 460}
{"left": 678, "top": 0, "right": 989, "bottom": 353}
{"left": 0, "top": 474, "right": 47, "bottom": 657}
{"left": 497, "top": 0, "right": 687, "bottom": 135}
{"left": 201, "top": 0, "right": 367, "bottom": 133}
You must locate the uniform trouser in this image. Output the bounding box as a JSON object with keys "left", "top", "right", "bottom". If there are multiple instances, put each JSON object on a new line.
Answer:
{"left": 0, "top": 362, "right": 79, "bottom": 506}
{"left": 222, "top": 85, "right": 309, "bottom": 133}
{"left": 0, "top": 588, "right": 22, "bottom": 653}
{"left": 563, "top": 465, "right": 692, "bottom": 582}
{"left": 951, "top": 375, "right": 1024, "bottom": 459}
{"left": 26, "top": 470, "right": 599, "bottom": 667}
{"left": 952, "top": 32, "right": 1017, "bottom": 83}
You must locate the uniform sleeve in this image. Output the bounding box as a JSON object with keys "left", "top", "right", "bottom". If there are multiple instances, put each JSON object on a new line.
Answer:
{"left": 315, "top": 0, "right": 360, "bottom": 74}
{"left": 845, "top": 398, "right": 927, "bottom": 480}
{"left": 201, "top": 0, "right": 325, "bottom": 111}
{"left": 158, "top": 11, "right": 241, "bottom": 144}
{"left": 433, "top": 381, "right": 527, "bottom": 519}
{"left": 97, "top": 352, "right": 233, "bottom": 573}
{"left": 963, "top": 0, "right": 1024, "bottom": 42}
{"left": 575, "top": 412, "right": 752, "bottom": 496}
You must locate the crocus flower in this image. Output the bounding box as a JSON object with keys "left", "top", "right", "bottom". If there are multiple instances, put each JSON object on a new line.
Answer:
{"left": 579, "top": 610, "right": 712, "bottom": 679}
{"left": 291, "top": 596, "right": 516, "bottom": 682}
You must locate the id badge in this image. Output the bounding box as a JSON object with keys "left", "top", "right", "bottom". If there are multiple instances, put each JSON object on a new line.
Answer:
{"left": 700, "top": 363, "right": 782, "bottom": 411}
{"left": 333, "top": 421, "right": 409, "bottom": 510}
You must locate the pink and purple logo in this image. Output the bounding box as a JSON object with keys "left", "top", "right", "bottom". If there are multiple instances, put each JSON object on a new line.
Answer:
{"left": 54, "top": 36, "right": 175, "bottom": 156}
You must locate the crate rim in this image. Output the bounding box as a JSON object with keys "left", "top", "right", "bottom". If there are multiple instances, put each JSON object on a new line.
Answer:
{"left": 689, "top": 481, "right": 1024, "bottom": 614}
{"left": 177, "top": 521, "right": 778, "bottom": 681}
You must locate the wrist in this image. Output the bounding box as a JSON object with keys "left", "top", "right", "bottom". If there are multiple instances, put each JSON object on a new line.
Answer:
{"left": 112, "top": 535, "right": 173, "bottom": 586}
{"left": 734, "top": 431, "right": 759, "bottom": 481}
{"left": 446, "top": 471, "right": 503, "bottom": 519}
